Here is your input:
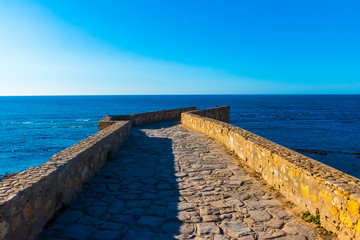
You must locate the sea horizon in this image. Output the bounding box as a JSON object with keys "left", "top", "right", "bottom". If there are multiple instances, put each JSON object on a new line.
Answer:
{"left": 1, "top": 93, "right": 360, "bottom": 97}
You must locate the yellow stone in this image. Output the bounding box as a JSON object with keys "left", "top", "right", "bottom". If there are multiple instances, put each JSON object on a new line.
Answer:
{"left": 331, "top": 206, "right": 339, "bottom": 215}
{"left": 336, "top": 190, "right": 350, "bottom": 199}
{"left": 301, "top": 183, "right": 310, "bottom": 198}
{"left": 273, "top": 155, "right": 281, "bottom": 165}
{"left": 340, "top": 211, "right": 353, "bottom": 228}
{"left": 347, "top": 200, "right": 360, "bottom": 216}
{"left": 319, "top": 190, "right": 332, "bottom": 202}
{"left": 355, "top": 220, "right": 360, "bottom": 233}
{"left": 288, "top": 170, "right": 294, "bottom": 179}
{"left": 311, "top": 194, "right": 318, "bottom": 203}
{"left": 295, "top": 169, "right": 300, "bottom": 176}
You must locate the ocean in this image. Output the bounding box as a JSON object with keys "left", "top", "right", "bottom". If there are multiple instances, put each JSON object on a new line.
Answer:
{"left": 0, "top": 95, "right": 359, "bottom": 178}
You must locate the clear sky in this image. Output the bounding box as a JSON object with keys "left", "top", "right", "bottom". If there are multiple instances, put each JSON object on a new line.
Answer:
{"left": 0, "top": 0, "right": 359, "bottom": 95}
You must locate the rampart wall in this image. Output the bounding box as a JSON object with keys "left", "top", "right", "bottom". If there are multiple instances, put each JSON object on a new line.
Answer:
{"left": 99, "top": 107, "right": 196, "bottom": 130}
{"left": 182, "top": 109, "right": 360, "bottom": 239}
{"left": 188, "top": 105, "right": 230, "bottom": 123}
{"left": 0, "top": 121, "right": 131, "bottom": 240}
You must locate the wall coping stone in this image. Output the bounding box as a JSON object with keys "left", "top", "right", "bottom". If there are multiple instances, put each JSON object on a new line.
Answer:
{"left": 99, "top": 107, "right": 197, "bottom": 129}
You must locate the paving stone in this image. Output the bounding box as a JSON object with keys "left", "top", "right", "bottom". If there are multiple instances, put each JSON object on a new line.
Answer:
{"left": 156, "top": 183, "right": 173, "bottom": 190}
{"left": 55, "top": 210, "right": 84, "bottom": 224}
{"left": 238, "top": 235, "right": 255, "bottom": 240}
{"left": 222, "top": 222, "right": 252, "bottom": 238}
{"left": 214, "top": 234, "right": 230, "bottom": 240}
{"left": 122, "top": 227, "right": 157, "bottom": 240}
{"left": 232, "top": 175, "right": 252, "bottom": 181}
{"left": 137, "top": 216, "right": 166, "bottom": 228}
{"left": 226, "top": 180, "right": 244, "bottom": 186}
{"left": 234, "top": 193, "right": 251, "bottom": 201}
{"left": 283, "top": 224, "right": 316, "bottom": 238}
{"left": 91, "top": 200, "right": 108, "bottom": 206}
{"left": 117, "top": 193, "right": 140, "bottom": 200}
{"left": 90, "top": 230, "right": 123, "bottom": 240}
{"left": 202, "top": 215, "right": 220, "bottom": 222}
{"left": 107, "top": 200, "right": 125, "bottom": 215}
{"left": 245, "top": 200, "right": 265, "bottom": 209}
{"left": 100, "top": 212, "right": 112, "bottom": 221}
{"left": 248, "top": 210, "right": 272, "bottom": 222}
{"left": 141, "top": 192, "right": 158, "bottom": 199}
{"left": 266, "top": 219, "right": 284, "bottom": 229}
{"left": 176, "top": 202, "right": 197, "bottom": 211}
{"left": 147, "top": 204, "right": 166, "bottom": 216}
{"left": 258, "top": 230, "right": 287, "bottom": 239}
{"left": 100, "top": 196, "right": 116, "bottom": 203}
{"left": 276, "top": 235, "right": 306, "bottom": 240}
{"left": 139, "top": 185, "right": 157, "bottom": 193}
{"left": 127, "top": 183, "right": 144, "bottom": 190}
{"left": 267, "top": 208, "right": 291, "bottom": 219}
{"left": 107, "top": 184, "right": 120, "bottom": 192}
{"left": 158, "top": 190, "right": 178, "bottom": 198}
{"left": 85, "top": 206, "right": 107, "bottom": 218}
{"left": 175, "top": 172, "right": 187, "bottom": 177}
{"left": 177, "top": 211, "right": 200, "bottom": 223}
{"left": 99, "top": 222, "right": 128, "bottom": 232}
{"left": 160, "top": 222, "right": 182, "bottom": 233}
{"left": 111, "top": 214, "right": 135, "bottom": 224}
{"left": 54, "top": 224, "right": 96, "bottom": 240}
{"left": 76, "top": 215, "right": 102, "bottom": 225}
{"left": 210, "top": 200, "right": 228, "bottom": 209}
{"left": 122, "top": 207, "right": 145, "bottom": 216}
{"left": 199, "top": 206, "right": 212, "bottom": 216}
{"left": 179, "top": 223, "right": 196, "bottom": 235}
{"left": 258, "top": 199, "right": 282, "bottom": 207}
{"left": 228, "top": 198, "right": 244, "bottom": 207}
{"left": 197, "top": 222, "right": 220, "bottom": 235}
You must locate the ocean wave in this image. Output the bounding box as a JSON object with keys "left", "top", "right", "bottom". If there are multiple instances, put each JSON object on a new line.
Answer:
{"left": 3, "top": 121, "right": 35, "bottom": 125}
{"left": 22, "top": 122, "right": 34, "bottom": 124}
{"left": 75, "top": 119, "right": 91, "bottom": 122}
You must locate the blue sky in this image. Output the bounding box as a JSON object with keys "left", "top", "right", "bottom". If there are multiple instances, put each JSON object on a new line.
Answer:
{"left": 0, "top": 0, "right": 359, "bottom": 95}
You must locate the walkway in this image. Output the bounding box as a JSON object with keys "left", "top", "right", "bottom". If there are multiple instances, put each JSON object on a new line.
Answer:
{"left": 37, "top": 121, "right": 318, "bottom": 240}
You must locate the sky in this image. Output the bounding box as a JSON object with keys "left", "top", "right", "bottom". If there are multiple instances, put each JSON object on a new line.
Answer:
{"left": 0, "top": 0, "right": 359, "bottom": 95}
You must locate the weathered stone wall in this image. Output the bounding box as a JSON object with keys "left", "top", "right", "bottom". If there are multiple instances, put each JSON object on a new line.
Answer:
{"left": 0, "top": 121, "right": 131, "bottom": 240}
{"left": 182, "top": 111, "right": 360, "bottom": 239}
{"left": 99, "top": 107, "right": 196, "bottom": 130}
{"left": 189, "top": 106, "right": 230, "bottom": 123}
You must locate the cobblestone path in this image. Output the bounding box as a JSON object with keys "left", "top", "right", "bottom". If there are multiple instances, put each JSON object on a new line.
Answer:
{"left": 37, "top": 121, "right": 319, "bottom": 240}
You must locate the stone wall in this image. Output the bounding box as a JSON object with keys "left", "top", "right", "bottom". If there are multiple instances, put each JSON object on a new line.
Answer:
{"left": 99, "top": 107, "right": 196, "bottom": 130}
{"left": 0, "top": 121, "right": 131, "bottom": 240}
{"left": 181, "top": 110, "right": 360, "bottom": 239}
{"left": 189, "top": 106, "right": 230, "bottom": 123}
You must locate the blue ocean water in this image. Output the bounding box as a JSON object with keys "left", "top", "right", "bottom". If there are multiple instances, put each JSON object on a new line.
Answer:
{"left": 0, "top": 95, "right": 359, "bottom": 178}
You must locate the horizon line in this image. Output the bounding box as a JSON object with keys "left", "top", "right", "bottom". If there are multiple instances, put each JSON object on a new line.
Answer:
{"left": 1, "top": 93, "right": 360, "bottom": 97}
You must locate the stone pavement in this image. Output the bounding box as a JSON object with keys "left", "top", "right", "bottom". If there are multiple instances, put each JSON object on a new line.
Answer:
{"left": 37, "top": 121, "right": 319, "bottom": 240}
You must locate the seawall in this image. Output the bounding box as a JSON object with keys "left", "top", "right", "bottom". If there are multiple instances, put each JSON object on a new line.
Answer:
{"left": 0, "top": 121, "right": 131, "bottom": 240}
{"left": 182, "top": 107, "right": 360, "bottom": 239}
{"left": 99, "top": 107, "right": 196, "bottom": 130}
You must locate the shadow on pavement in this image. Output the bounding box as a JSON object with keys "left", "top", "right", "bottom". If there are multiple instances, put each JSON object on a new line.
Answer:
{"left": 37, "top": 121, "right": 181, "bottom": 240}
